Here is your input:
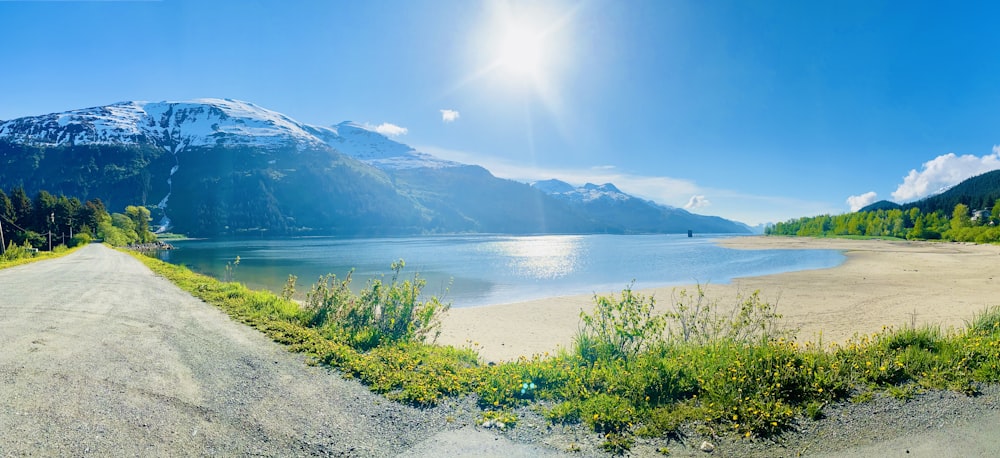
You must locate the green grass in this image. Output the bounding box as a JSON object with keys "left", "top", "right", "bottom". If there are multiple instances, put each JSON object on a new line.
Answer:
{"left": 0, "top": 243, "right": 81, "bottom": 270}
{"left": 129, "top": 252, "right": 1000, "bottom": 453}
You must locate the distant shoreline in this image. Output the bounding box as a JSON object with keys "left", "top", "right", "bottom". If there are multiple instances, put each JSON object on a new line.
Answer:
{"left": 439, "top": 236, "right": 1000, "bottom": 362}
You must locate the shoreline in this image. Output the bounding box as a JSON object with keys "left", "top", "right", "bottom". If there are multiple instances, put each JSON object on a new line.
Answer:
{"left": 438, "top": 236, "right": 1000, "bottom": 362}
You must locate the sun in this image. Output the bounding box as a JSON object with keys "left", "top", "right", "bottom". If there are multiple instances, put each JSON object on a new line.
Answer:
{"left": 451, "top": 1, "right": 579, "bottom": 133}
{"left": 496, "top": 24, "right": 547, "bottom": 79}
{"left": 468, "top": 2, "right": 574, "bottom": 89}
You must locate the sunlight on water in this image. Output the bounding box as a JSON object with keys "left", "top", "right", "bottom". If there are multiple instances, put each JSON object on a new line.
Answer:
{"left": 481, "top": 235, "right": 584, "bottom": 279}
{"left": 161, "top": 234, "right": 845, "bottom": 308}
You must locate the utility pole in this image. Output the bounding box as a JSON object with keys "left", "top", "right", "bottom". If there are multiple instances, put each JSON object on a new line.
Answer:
{"left": 0, "top": 217, "right": 6, "bottom": 255}
{"left": 48, "top": 212, "right": 54, "bottom": 252}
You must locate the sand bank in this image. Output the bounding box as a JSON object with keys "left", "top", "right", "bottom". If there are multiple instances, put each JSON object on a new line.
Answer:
{"left": 438, "top": 237, "right": 1000, "bottom": 362}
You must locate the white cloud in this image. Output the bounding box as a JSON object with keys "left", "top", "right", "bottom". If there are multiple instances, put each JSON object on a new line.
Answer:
{"left": 891, "top": 147, "right": 1000, "bottom": 202}
{"left": 684, "top": 195, "right": 711, "bottom": 210}
{"left": 847, "top": 191, "right": 878, "bottom": 211}
{"left": 440, "top": 109, "right": 460, "bottom": 123}
{"left": 365, "top": 122, "right": 408, "bottom": 137}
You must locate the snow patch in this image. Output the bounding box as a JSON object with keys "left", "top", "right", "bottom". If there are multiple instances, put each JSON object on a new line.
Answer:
{"left": 0, "top": 98, "right": 464, "bottom": 175}
{"left": 534, "top": 181, "right": 631, "bottom": 203}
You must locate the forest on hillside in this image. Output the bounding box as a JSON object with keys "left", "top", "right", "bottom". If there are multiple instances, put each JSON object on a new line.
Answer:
{"left": 767, "top": 200, "right": 1000, "bottom": 243}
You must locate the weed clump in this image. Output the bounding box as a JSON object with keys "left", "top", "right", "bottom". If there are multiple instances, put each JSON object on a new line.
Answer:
{"left": 576, "top": 283, "right": 665, "bottom": 364}
{"left": 303, "top": 260, "right": 449, "bottom": 351}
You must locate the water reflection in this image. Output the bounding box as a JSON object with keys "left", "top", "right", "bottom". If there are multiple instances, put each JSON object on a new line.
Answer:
{"left": 481, "top": 235, "right": 585, "bottom": 279}
{"left": 160, "top": 234, "right": 844, "bottom": 308}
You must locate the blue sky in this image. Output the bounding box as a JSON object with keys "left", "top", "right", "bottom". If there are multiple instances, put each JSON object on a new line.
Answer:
{"left": 3, "top": 0, "right": 1000, "bottom": 225}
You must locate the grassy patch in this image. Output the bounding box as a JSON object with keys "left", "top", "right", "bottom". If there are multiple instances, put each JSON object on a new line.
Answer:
{"left": 129, "top": 252, "right": 1000, "bottom": 453}
{"left": 0, "top": 242, "right": 80, "bottom": 270}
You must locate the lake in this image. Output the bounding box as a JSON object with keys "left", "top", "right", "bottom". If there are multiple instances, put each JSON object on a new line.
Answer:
{"left": 157, "top": 234, "right": 845, "bottom": 307}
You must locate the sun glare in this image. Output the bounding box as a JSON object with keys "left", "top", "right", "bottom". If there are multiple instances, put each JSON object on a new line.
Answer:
{"left": 497, "top": 24, "right": 546, "bottom": 79}
{"left": 450, "top": 1, "right": 580, "bottom": 139}
{"left": 462, "top": 1, "right": 576, "bottom": 91}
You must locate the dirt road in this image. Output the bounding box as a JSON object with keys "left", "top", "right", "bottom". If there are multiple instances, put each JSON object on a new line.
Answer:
{"left": 0, "top": 244, "right": 567, "bottom": 457}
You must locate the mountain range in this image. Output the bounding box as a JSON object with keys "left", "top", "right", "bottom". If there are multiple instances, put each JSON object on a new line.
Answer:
{"left": 0, "top": 98, "right": 750, "bottom": 236}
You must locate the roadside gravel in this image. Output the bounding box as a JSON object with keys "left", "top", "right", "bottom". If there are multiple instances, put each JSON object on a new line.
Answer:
{"left": 0, "top": 244, "right": 570, "bottom": 457}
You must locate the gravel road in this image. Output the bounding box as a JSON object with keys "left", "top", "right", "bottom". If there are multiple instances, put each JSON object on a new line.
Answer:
{"left": 0, "top": 244, "right": 570, "bottom": 457}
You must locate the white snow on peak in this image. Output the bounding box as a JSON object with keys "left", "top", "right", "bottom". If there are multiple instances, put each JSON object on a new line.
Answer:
{"left": 312, "top": 121, "right": 461, "bottom": 170}
{"left": 533, "top": 181, "right": 631, "bottom": 203}
{"left": 0, "top": 98, "right": 326, "bottom": 150}
{"left": 0, "top": 98, "right": 462, "bottom": 170}
{"left": 0, "top": 98, "right": 463, "bottom": 169}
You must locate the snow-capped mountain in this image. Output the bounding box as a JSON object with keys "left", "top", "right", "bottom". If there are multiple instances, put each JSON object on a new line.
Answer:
{"left": 531, "top": 179, "right": 750, "bottom": 234}
{"left": 0, "top": 98, "right": 327, "bottom": 151}
{"left": 531, "top": 179, "right": 631, "bottom": 203}
{"left": 0, "top": 98, "right": 461, "bottom": 171}
{"left": 0, "top": 99, "right": 750, "bottom": 236}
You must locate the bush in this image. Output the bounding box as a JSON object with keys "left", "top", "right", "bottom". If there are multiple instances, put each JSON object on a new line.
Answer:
{"left": 575, "top": 282, "right": 665, "bottom": 364}
{"left": 305, "top": 260, "right": 450, "bottom": 351}
{"left": 1, "top": 240, "right": 37, "bottom": 261}
{"left": 666, "top": 286, "right": 791, "bottom": 345}
{"left": 69, "top": 233, "right": 92, "bottom": 248}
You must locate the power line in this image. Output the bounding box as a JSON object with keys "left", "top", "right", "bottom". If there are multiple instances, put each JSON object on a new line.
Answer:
{"left": 0, "top": 214, "right": 30, "bottom": 233}
{"left": 0, "top": 215, "right": 32, "bottom": 254}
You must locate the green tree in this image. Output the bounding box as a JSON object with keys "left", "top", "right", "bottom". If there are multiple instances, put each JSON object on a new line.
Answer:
{"left": 109, "top": 213, "right": 139, "bottom": 244}
{"left": 79, "top": 199, "right": 108, "bottom": 233}
{"left": 0, "top": 189, "right": 12, "bottom": 223}
{"left": 908, "top": 216, "right": 926, "bottom": 240}
{"left": 125, "top": 205, "right": 155, "bottom": 243}
{"left": 992, "top": 198, "right": 1000, "bottom": 225}
{"left": 31, "top": 190, "right": 58, "bottom": 231}
{"left": 952, "top": 203, "right": 971, "bottom": 231}
{"left": 98, "top": 221, "right": 130, "bottom": 246}
{"left": 9, "top": 187, "right": 32, "bottom": 226}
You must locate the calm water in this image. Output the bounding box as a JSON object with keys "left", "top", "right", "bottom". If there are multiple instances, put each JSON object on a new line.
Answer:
{"left": 157, "top": 234, "right": 844, "bottom": 307}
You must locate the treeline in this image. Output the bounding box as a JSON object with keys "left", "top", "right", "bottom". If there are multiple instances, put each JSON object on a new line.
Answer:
{"left": 0, "top": 186, "right": 157, "bottom": 252}
{"left": 767, "top": 199, "right": 1000, "bottom": 243}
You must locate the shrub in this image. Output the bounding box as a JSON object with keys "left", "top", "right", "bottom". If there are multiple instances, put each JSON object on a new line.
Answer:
{"left": 69, "top": 232, "right": 92, "bottom": 248}
{"left": 575, "top": 282, "right": 665, "bottom": 364}
{"left": 305, "top": 260, "right": 450, "bottom": 351}
{"left": 1, "top": 241, "right": 36, "bottom": 262}
{"left": 666, "top": 286, "right": 792, "bottom": 345}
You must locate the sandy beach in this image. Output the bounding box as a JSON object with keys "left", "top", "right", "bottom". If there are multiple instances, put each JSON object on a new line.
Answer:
{"left": 439, "top": 236, "right": 1000, "bottom": 362}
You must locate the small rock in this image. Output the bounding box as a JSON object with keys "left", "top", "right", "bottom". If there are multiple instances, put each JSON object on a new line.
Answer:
{"left": 700, "top": 441, "right": 715, "bottom": 453}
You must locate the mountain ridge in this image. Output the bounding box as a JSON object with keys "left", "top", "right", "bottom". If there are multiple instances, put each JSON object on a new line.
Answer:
{"left": 0, "top": 99, "right": 750, "bottom": 236}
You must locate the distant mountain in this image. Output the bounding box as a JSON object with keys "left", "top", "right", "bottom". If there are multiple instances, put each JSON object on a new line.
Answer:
{"left": 531, "top": 179, "right": 750, "bottom": 234}
{"left": 858, "top": 200, "right": 902, "bottom": 212}
{"left": 0, "top": 99, "right": 424, "bottom": 235}
{"left": 0, "top": 99, "right": 750, "bottom": 236}
{"left": 859, "top": 170, "right": 1000, "bottom": 214}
